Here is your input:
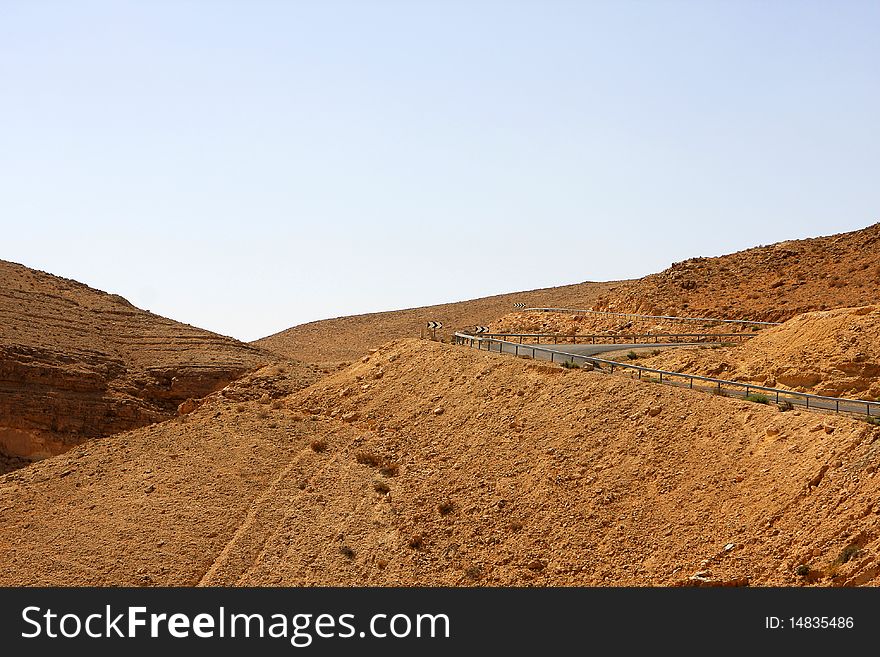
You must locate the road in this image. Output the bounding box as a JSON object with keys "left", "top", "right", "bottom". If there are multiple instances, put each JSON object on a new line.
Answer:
{"left": 480, "top": 340, "right": 705, "bottom": 359}
{"left": 465, "top": 337, "right": 879, "bottom": 418}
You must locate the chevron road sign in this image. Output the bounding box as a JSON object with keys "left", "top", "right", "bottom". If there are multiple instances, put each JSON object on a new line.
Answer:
{"left": 426, "top": 320, "right": 443, "bottom": 340}
{"left": 474, "top": 326, "right": 489, "bottom": 334}
{"left": 513, "top": 303, "right": 526, "bottom": 308}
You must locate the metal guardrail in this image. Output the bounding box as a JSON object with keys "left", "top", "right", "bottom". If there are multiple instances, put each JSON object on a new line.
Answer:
{"left": 522, "top": 307, "right": 781, "bottom": 327}
{"left": 482, "top": 332, "right": 751, "bottom": 345}
{"left": 454, "top": 332, "right": 880, "bottom": 417}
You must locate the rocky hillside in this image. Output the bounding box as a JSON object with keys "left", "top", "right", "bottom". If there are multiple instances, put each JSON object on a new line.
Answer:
{"left": 488, "top": 310, "right": 756, "bottom": 337}
{"left": 0, "top": 260, "right": 314, "bottom": 471}
{"left": 3, "top": 339, "right": 879, "bottom": 586}
{"left": 595, "top": 223, "right": 880, "bottom": 322}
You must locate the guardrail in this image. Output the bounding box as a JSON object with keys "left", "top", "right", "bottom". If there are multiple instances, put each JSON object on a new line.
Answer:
{"left": 522, "top": 308, "right": 781, "bottom": 327}
{"left": 454, "top": 332, "right": 880, "bottom": 418}
{"left": 481, "top": 332, "right": 752, "bottom": 345}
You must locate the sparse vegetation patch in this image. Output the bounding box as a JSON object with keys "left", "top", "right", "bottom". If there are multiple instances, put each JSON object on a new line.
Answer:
{"left": 355, "top": 451, "right": 399, "bottom": 477}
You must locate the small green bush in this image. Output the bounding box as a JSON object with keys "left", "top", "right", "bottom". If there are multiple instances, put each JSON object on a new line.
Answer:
{"left": 745, "top": 393, "right": 770, "bottom": 405}
{"left": 835, "top": 543, "right": 861, "bottom": 565}
{"left": 626, "top": 351, "right": 639, "bottom": 360}
{"left": 561, "top": 360, "right": 580, "bottom": 369}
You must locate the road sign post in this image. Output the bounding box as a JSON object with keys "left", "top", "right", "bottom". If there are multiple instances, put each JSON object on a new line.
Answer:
{"left": 427, "top": 321, "right": 442, "bottom": 340}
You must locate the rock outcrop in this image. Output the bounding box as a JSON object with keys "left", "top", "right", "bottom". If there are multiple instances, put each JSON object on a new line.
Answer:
{"left": 0, "top": 260, "right": 269, "bottom": 470}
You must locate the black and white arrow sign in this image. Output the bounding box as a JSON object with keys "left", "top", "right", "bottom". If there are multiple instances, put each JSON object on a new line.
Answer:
{"left": 473, "top": 326, "right": 489, "bottom": 334}
{"left": 513, "top": 303, "right": 526, "bottom": 308}
{"left": 427, "top": 321, "right": 443, "bottom": 329}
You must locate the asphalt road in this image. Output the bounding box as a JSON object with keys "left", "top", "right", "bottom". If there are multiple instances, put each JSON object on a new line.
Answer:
{"left": 469, "top": 338, "right": 879, "bottom": 419}
{"left": 486, "top": 341, "right": 705, "bottom": 358}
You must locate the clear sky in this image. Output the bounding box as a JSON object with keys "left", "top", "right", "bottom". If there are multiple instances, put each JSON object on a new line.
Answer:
{"left": 1, "top": 1, "right": 877, "bottom": 341}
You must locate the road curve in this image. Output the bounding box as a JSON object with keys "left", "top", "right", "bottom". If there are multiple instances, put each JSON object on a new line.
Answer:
{"left": 508, "top": 342, "right": 705, "bottom": 357}
{"left": 463, "top": 337, "right": 879, "bottom": 418}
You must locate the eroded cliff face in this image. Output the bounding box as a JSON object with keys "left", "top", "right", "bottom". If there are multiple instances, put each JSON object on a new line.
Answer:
{"left": 0, "top": 260, "right": 270, "bottom": 471}
{"left": 0, "top": 344, "right": 254, "bottom": 462}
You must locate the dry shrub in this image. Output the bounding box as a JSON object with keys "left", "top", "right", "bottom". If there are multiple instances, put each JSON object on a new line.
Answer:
{"left": 464, "top": 564, "right": 482, "bottom": 580}
{"left": 355, "top": 451, "right": 382, "bottom": 467}
{"left": 355, "top": 451, "right": 399, "bottom": 476}
{"left": 379, "top": 462, "right": 399, "bottom": 477}
{"left": 310, "top": 439, "right": 327, "bottom": 453}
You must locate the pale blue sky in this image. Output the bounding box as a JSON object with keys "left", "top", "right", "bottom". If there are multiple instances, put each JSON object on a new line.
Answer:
{"left": 1, "top": 1, "right": 877, "bottom": 341}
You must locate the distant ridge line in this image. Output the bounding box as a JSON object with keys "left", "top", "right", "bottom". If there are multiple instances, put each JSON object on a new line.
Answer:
{"left": 523, "top": 307, "right": 782, "bottom": 327}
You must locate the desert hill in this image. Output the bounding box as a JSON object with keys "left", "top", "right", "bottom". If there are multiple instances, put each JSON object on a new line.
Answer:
{"left": 257, "top": 224, "right": 880, "bottom": 368}
{"left": 594, "top": 223, "right": 880, "bottom": 322}
{"left": 635, "top": 306, "right": 880, "bottom": 400}
{"left": 254, "top": 281, "right": 618, "bottom": 364}
{"left": 0, "top": 260, "right": 317, "bottom": 472}
{"left": 2, "top": 339, "right": 879, "bottom": 586}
